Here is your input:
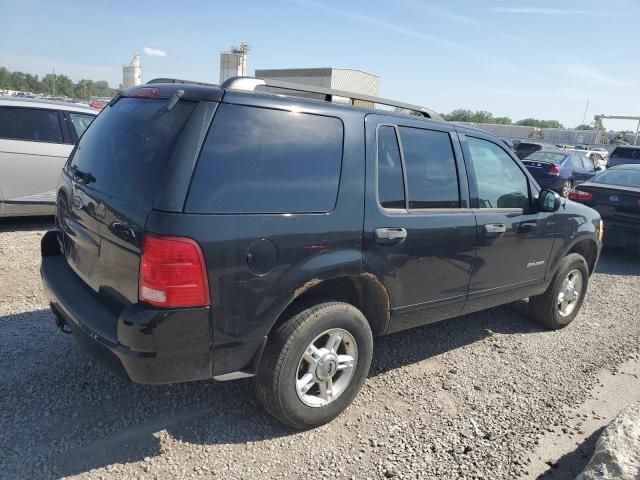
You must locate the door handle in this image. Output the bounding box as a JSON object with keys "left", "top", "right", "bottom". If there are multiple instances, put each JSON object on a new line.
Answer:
{"left": 484, "top": 223, "right": 507, "bottom": 237}
{"left": 375, "top": 227, "right": 407, "bottom": 243}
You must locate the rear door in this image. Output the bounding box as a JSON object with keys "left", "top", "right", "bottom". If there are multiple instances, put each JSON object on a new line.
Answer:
{"left": 458, "top": 130, "right": 556, "bottom": 308}
{"left": 571, "top": 154, "right": 588, "bottom": 185}
{"left": 59, "top": 96, "right": 199, "bottom": 309}
{"left": 0, "top": 106, "right": 71, "bottom": 210}
{"left": 363, "top": 114, "right": 476, "bottom": 331}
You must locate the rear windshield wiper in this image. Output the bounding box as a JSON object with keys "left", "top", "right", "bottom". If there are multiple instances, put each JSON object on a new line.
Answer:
{"left": 167, "top": 89, "right": 184, "bottom": 111}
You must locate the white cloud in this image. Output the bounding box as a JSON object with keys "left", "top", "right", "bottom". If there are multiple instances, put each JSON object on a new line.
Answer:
{"left": 143, "top": 47, "right": 167, "bottom": 58}
{"left": 490, "top": 7, "right": 595, "bottom": 15}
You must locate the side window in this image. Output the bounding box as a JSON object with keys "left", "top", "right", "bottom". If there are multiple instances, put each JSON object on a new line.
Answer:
{"left": 398, "top": 127, "right": 460, "bottom": 209}
{"left": 0, "top": 107, "right": 63, "bottom": 143}
{"left": 69, "top": 113, "right": 95, "bottom": 138}
{"left": 377, "top": 126, "right": 405, "bottom": 209}
{"left": 466, "top": 137, "right": 529, "bottom": 209}
{"left": 186, "top": 104, "right": 344, "bottom": 214}
{"left": 572, "top": 155, "right": 586, "bottom": 172}
{"left": 582, "top": 155, "right": 595, "bottom": 173}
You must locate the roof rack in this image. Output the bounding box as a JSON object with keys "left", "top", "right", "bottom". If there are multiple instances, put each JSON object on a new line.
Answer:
{"left": 220, "top": 76, "right": 442, "bottom": 120}
{"left": 147, "top": 78, "right": 219, "bottom": 87}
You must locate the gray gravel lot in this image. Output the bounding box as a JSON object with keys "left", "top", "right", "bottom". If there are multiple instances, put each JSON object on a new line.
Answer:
{"left": 1, "top": 217, "right": 639, "bottom": 480}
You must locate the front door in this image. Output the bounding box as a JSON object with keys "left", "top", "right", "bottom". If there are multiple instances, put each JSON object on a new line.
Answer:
{"left": 363, "top": 115, "right": 477, "bottom": 332}
{"left": 458, "top": 131, "right": 556, "bottom": 312}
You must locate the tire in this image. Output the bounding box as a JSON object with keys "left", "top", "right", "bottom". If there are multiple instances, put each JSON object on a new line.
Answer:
{"left": 529, "top": 253, "right": 589, "bottom": 330}
{"left": 561, "top": 180, "right": 572, "bottom": 198}
{"left": 255, "top": 302, "right": 373, "bottom": 429}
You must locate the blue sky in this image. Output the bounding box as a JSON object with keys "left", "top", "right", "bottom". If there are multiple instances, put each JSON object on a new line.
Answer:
{"left": 1, "top": 0, "right": 639, "bottom": 129}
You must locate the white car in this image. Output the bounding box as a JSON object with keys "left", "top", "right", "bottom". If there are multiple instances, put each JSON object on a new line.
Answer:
{"left": 0, "top": 97, "right": 97, "bottom": 217}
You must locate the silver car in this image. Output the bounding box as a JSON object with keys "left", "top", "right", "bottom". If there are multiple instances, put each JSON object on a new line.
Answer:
{"left": 0, "top": 97, "right": 97, "bottom": 217}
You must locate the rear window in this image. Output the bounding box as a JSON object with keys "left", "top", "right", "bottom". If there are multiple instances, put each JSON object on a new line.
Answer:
{"left": 0, "top": 106, "right": 63, "bottom": 143}
{"left": 524, "top": 151, "right": 568, "bottom": 163}
{"left": 592, "top": 169, "right": 640, "bottom": 187}
{"left": 70, "top": 98, "right": 196, "bottom": 208}
{"left": 611, "top": 147, "right": 640, "bottom": 163}
{"left": 186, "top": 104, "right": 344, "bottom": 214}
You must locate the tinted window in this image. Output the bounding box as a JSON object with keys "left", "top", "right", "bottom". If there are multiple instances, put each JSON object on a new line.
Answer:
{"left": 0, "top": 107, "right": 63, "bottom": 143}
{"left": 467, "top": 137, "right": 529, "bottom": 209}
{"left": 71, "top": 98, "right": 196, "bottom": 208}
{"left": 69, "top": 113, "right": 95, "bottom": 138}
{"left": 593, "top": 169, "right": 640, "bottom": 187}
{"left": 611, "top": 147, "right": 640, "bottom": 160}
{"left": 186, "top": 104, "right": 343, "bottom": 214}
{"left": 377, "top": 126, "right": 405, "bottom": 209}
{"left": 398, "top": 127, "right": 459, "bottom": 209}
{"left": 610, "top": 147, "right": 640, "bottom": 166}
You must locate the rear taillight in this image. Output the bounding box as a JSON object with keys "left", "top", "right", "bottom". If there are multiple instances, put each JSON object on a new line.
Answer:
{"left": 139, "top": 235, "right": 210, "bottom": 308}
{"left": 548, "top": 165, "right": 561, "bottom": 176}
{"left": 128, "top": 87, "right": 160, "bottom": 99}
{"left": 568, "top": 189, "right": 593, "bottom": 201}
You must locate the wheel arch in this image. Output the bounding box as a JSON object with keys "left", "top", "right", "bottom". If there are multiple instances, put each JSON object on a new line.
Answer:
{"left": 273, "top": 274, "right": 391, "bottom": 337}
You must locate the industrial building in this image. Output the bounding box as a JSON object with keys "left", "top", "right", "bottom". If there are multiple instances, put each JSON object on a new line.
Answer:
{"left": 122, "top": 53, "right": 142, "bottom": 89}
{"left": 254, "top": 67, "right": 379, "bottom": 107}
{"left": 219, "top": 42, "right": 249, "bottom": 83}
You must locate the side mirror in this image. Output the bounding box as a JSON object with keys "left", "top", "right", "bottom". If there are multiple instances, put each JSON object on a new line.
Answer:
{"left": 538, "top": 189, "right": 561, "bottom": 212}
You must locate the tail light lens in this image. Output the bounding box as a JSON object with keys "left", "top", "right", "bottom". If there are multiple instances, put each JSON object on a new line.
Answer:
{"left": 548, "top": 165, "right": 561, "bottom": 176}
{"left": 139, "top": 235, "right": 210, "bottom": 308}
{"left": 128, "top": 87, "right": 160, "bottom": 99}
{"left": 568, "top": 189, "right": 594, "bottom": 201}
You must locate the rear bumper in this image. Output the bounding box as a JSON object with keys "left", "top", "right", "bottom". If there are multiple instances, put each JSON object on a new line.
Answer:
{"left": 603, "top": 221, "right": 640, "bottom": 249}
{"left": 534, "top": 176, "right": 565, "bottom": 193}
{"left": 40, "top": 230, "right": 213, "bottom": 384}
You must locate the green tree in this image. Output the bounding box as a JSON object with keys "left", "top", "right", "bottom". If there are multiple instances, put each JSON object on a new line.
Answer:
{"left": 0, "top": 67, "right": 10, "bottom": 89}
{"left": 493, "top": 116, "right": 512, "bottom": 125}
{"left": 575, "top": 124, "right": 593, "bottom": 130}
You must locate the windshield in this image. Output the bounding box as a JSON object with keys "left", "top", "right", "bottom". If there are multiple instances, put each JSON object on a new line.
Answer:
{"left": 70, "top": 97, "right": 196, "bottom": 208}
{"left": 592, "top": 169, "right": 640, "bottom": 188}
{"left": 524, "top": 151, "right": 568, "bottom": 163}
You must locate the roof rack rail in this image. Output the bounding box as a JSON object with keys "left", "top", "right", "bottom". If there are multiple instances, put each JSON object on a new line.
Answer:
{"left": 147, "top": 78, "right": 219, "bottom": 87}
{"left": 220, "top": 76, "right": 442, "bottom": 120}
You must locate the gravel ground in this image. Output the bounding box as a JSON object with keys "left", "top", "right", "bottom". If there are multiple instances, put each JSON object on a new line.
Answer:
{"left": 1, "top": 217, "right": 639, "bottom": 480}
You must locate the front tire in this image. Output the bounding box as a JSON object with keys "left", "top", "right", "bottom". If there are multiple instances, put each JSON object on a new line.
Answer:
{"left": 529, "top": 253, "right": 589, "bottom": 329}
{"left": 255, "top": 302, "right": 373, "bottom": 429}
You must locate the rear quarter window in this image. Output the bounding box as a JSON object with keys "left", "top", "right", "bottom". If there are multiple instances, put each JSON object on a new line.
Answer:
{"left": 186, "top": 104, "right": 344, "bottom": 214}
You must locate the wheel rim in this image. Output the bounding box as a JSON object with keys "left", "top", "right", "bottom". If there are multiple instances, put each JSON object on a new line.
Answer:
{"left": 557, "top": 269, "right": 583, "bottom": 317}
{"left": 562, "top": 182, "right": 571, "bottom": 197}
{"left": 295, "top": 328, "right": 358, "bottom": 407}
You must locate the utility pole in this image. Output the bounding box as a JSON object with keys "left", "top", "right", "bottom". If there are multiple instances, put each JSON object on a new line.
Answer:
{"left": 581, "top": 99, "right": 589, "bottom": 125}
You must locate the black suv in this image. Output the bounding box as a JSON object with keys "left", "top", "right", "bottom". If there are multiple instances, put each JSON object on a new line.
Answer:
{"left": 41, "top": 77, "right": 602, "bottom": 429}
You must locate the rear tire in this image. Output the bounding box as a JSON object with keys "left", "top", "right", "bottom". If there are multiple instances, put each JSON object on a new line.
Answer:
{"left": 255, "top": 302, "right": 373, "bottom": 429}
{"left": 529, "top": 253, "right": 589, "bottom": 330}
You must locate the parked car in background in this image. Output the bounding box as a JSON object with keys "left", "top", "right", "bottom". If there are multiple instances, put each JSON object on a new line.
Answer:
{"left": 514, "top": 141, "right": 545, "bottom": 159}
{"left": 41, "top": 77, "right": 602, "bottom": 429}
{"left": 571, "top": 148, "right": 608, "bottom": 169}
{"left": 522, "top": 149, "right": 599, "bottom": 197}
{"left": 609, "top": 145, "right": 640, "bottom": 167}
{"left": 569, "top": 164, "right": 640, "bottom": 250}
{"left": 0, "top": 97, "right": 97, "bottom": 217}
